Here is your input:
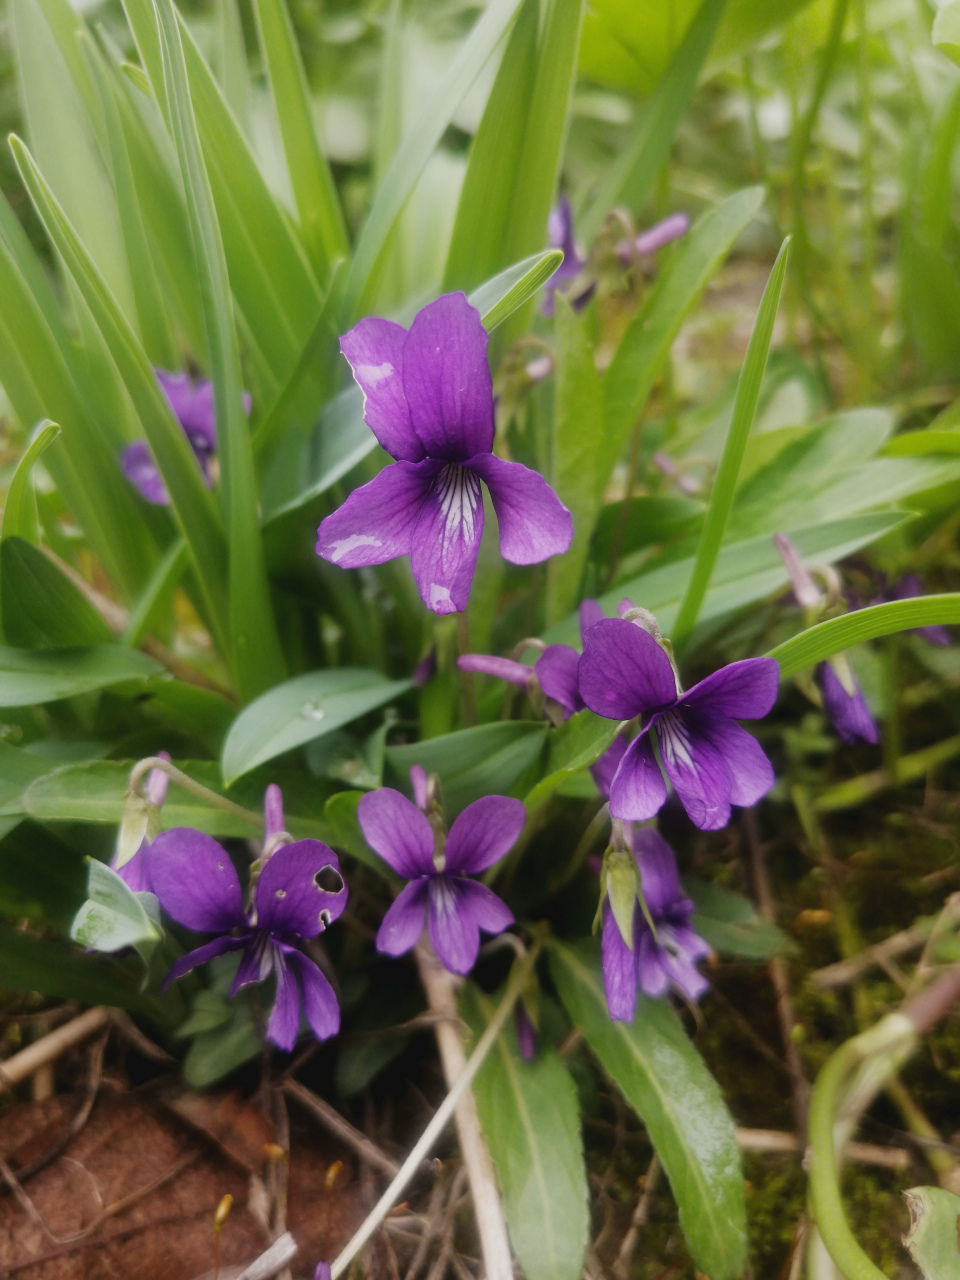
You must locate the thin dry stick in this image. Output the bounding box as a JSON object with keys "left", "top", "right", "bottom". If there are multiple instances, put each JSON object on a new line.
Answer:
{"left": 734, "top": 1128, "right": 909, "bottom": 1170}
{"left": 403, "top": 1171, "right": 452, "bottom": 1280}
{"left": 809, "top": 921, "right": 932, "bottom": 989}
{"left": 424, "top": 1168, "right": 468, "bottom": 1280}
{"left": 0, "top": 1007, "right": 110, "bottom": 1092}
{"left": 744, "top": 810, "right": 809, "bottom": 1133}
{"left": 414, "top": 939, "right": 512, "bottom": 1280}
{"left": 613, "top": 1154, "right": 659, "bottom": 1280}
{"left": 283, "top": 1080, "right": 400, "bottom": 1178}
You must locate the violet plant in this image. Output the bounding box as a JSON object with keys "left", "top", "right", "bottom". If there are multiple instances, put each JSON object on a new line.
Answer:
{"left": 2, "top": 0, "right": 960, "bottom": 1277}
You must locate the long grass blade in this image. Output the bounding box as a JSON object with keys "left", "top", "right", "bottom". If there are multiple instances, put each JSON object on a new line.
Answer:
{"left": 670, "top": 237, "right": 790, "bottom": 653}
{"left": 153, "top": 0, "right": 286, "bottom": 700}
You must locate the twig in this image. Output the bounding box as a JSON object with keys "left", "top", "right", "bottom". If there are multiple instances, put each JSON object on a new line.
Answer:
{"left": 330, "top": 936, "right": 542, "bottom": 1279}
{"left": 0, "top": 1007, "right": 110, "bottom": 1091}
{"left": 424, "top": 1169, "right": 467, "bottom": 1280}
{"left": 0, "top": 1152, "right": 57, "bottom": 1242}
{"left": 744, "top": 811, "right": 809, "bottom": 1133}
{"left": 734, "top": 1128, "right": 909, "bottom": 1169}
{"left": 283, "top": 1080, "right": 400, "bottom": 1178}
{"left": 414, "top": 939, "right": 512, "bottom": 1280}
{"left": 809, "top": 920, "right": 937, "bottom": 989}
{"left": 403, "top": 1170, "right": 451, "bottom": 1280}
{"left": 613, "top": 1154, "right": 659, "bottom": 1280}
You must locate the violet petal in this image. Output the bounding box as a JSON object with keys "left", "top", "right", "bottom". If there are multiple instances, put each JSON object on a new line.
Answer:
{"left": 160, "top": 934, "right": 248, "bottom": 991}
{"left": 288, "top": 947, "right": 340, "bottom": 1041}
{"left": 410, "top": 764, "right": 429, "bottom": 810}
{"left": 266, "top": 946, "right": 301, "bottom": 1051}
{"left": 453, "top": 878, "right": 514, "bottom": 935}
{"left": 340, "top": 317, "right": 425, "bottom": 462}
{"left": 444, "top": 795, "right": 525, "bottom": 874}
{"left": 578, "top": 599, "right": 604, "bottom": 640}
{"left": 607, "top": 730, "right": 668, "bottom": 821}
{"left": 457, "top": 653, "right": 532, "bottom": 689}
{"left": 632, "top": 829, "right": 683, "bottom": 917}
{"left": 636, "top": 931, "right": 670, "bottom": 999}
{"left": 114, "top": 846, "right": 151, "bottom": 893}
{"left": 466, "top": 454, "right": 573, "bottom": 565}
{"left": 264, "top": 783, "right": 284, "bottom": 840}
{"left": 590, "top": 734, "right": 627, "bottom": 799}
{"left": 315, "top": 458, "right": 439, "bottom": 570}
{"left": 121, "top": 441, "right": 170, "bottom": 505}
{"left": 682, "top": 657, "right": 779, "bottom": 720}
{"left": 817, "top": 664, "right": 879, "bottom": 744}
{"left": 358, "top": 789, "right": 435, "bottom": 878}
{"left": 579, "top": 618, "right": 677, "bottom": 722}
{"left": 428, "top": 876, "right": 480, "bottom": 975}
{"left": 255, "top": 840, "right": 347, "bottom": 938}
{"left": 655, "top": 711, "right": 732, "bottom": 832}
{"left": 693, "top": 715, "right": 775, "bottom": 808}
{"left": 147, "top": 829, "right": 247, "bottom": 933}
{"left": 535, "top": 643, "right": 583, "bottom": 715}
{"left": 376, "top": 878, "right": 429, "bottom": 956}
{"left": 409, "top": 464, "right": 484, "bottom": 615}
{"left": 402, "top": 293, "right": 494, "bottom": 462}
{"left": 601, "top": 902, "right": 638, "bottom": 1022}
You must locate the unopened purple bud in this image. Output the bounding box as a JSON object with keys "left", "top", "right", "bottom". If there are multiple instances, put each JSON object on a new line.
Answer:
{"left": 515, "top": 1002, "right": 537, "bottom": 1061}
{"left": 264, "top": 784, "right": 285, "bottom": 840}
{"left": 651, "top": 451, "right": 676, "bottom": 477}
{"left": 774, "top": 533, "right": 822, "bottom": 609}
{"left": 314, "top": 1264, "right": 332, "bottom": 1280}
{"left": 410, "top": 764, "right": 428, "bottom": 811}
{"left": 145, "top": 751, "right": 171, "bottom": 808}
{"left": 587, "top": 853, "right": 603, "bottom": 877}
{"left": 457, "top": 653, "right": 532, "bottom": 689}
{"left": 627, "top": 212, "right": 690, "bottom": 260}
{"left": 617, "top": 598, "right": 636, "bottom": 619}
{"left": 412, "top": 649, "right": 437, "bottom": 686}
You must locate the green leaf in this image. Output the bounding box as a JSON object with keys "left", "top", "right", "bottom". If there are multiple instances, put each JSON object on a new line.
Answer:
{"left": 261, "top": 384, "right": 374, "bottom": 524}
{"left": 544, "top": 511, "right": 908, "bottom": 650}
{"left": 122, "top": 537, "right": 189, "bottom": 648}
{"left": 341, "top": 0, "right": 523, "bottom": 320}
{"left": 251, "top": 0, "right": 347, "bottom": 277}
{"left": 0, "top": 741, "right": 58, "bottom": 816}
{"left": 461, "top": 982, "right": 589, "bottom": 1280}
{"left": 1, "top": 538, "right": 114, "bottom": 649}
{"left": 768, "top": 596, "right": 960, "bottom": 680}
{"left": 322, "top": 789, "right": 396, "bottom": 878}
{"left": 184, "top": 1000, "right": 262, "bottom": 1086}
{"left": 11, "top": 136, "right": 231, "bottom": 654}
{"left": 443, "top": 0, "right": 539, "bottom": 293}
{"left": 0, "top": 644, "right": 163, "bottom": 706}
{"left": 548, "top": 939, "right": 747, "bottom": 1280}
{"left": 684, "top": 878, "right": 795, "bottom": 960}
{"left": 154, "top": 0, "right": 285, "bottom": 701}
{"left": 21, "top": 759, "right": 331, "bottom": 838}
{"left": 903, "top": 1186, "right": 960, "bottom": 1279}
{"left": 883, "top": 431, "right": 960, "bottom": 457}
{"left": 70, "top": 860, "right": 161, "bottom": 965}
{"left": 0, "top": 920, "right": 165, "bottom": 1015}
{"left": 499, "top": 0, "right": 583, "bottom": 301}
{"left": 671, "top": 237, "right": 789, "bottom": 652}
{"left": 468, "top": 250, "right": 565, "bottom": 333}
{"left": 546, "top": 294, "right": 605, "bottom": 625}
{"left": 386, "top": 721, "right": 548, "bottom": 817}
{"left": 523, "top": 710, "right": 617, "bottom": 817}
{"left": 0, "top": 819, "right": 89, "bottom": 929}
{"left": 581, "top": 0, "right": 727, "bottom": 238}
{"left": 1, "top": 419, "right": 59, "bottom": 545}
{"left": 222, "top": 670, "right": 414, "bottom": 782}
{"left": 601, "top": 188, "right": 765, "bottom": 507}
{"left": 933, "top": 0, "right": 960, "bottom": 68}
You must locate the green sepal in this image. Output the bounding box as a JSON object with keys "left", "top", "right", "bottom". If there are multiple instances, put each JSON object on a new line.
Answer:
{"left": 605, "top": 848, "right": 638, "bottom": 950}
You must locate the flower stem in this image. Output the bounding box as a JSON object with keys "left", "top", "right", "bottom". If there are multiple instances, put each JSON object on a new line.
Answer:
{"left": 329, "top": 934, "right": 543, "bottom": 1279}
{"left": 415, "top": 939, "right": 512, "bottom": 1280}
{"left": 455, "top": 614, "right": 478, "bottom": 727}
{"left": 128, "top": 757, "right": 261, "bottom": 827}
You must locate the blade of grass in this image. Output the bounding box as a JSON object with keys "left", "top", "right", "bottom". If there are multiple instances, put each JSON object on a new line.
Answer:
{"left": 252, "top": 0, "right": 347, "bottom": 278}
{"left": 580, "top": 0, "right": 727, "bottom": 240}
{"left": 341, "top": 0, "right": 523, "bottom": 321}
{"left": 442, "top": 0, "right": 538, "bottom": 293}
{"left": 670, "top": 238, "right": 789, "bottom": 653}
{"left": 768, "top": 595, "right": 960, "bottom": 679}
{"left": 469, "top": 249, "right": 563, "bottom": 331}
{"left": 153, "top": 0, "right": 286, "bottom": 700}
{"left": 11, "top": 134, "right": 231, "bottom": 653}
{"left": 123, "top": 535, "right": 189, "bottom": 646}
{"left": 0, "top": 420, "right": 59, "bottom": 545}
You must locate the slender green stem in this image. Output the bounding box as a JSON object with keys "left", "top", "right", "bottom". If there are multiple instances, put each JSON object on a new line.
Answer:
{"left": 456, "top": 613, "right": 478, "bottom": 727}
{"left": 128, "top": 756, "right": 261, "bottom": 826}
{"left": 671, "top": 238, "right": 790, "bottom": 653}
{"left": 122, "top": 537, "right": 189, "bottom": 647}
{"left": 329, "top": 936, "right": 544, "bottom": 1279}
{"left": 808, "top": 1040, "right": 889, "bottom": 1280}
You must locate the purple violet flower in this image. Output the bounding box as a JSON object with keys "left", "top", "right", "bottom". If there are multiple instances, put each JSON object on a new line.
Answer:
{"left": 110, "top": 752, "right": 171, "bottom": 892}
{"left": 601, "top": 827, "right": 710, "bottom": 1022}
{"left": 146, "top": 787, "right": 347, "bottom": 1051}
{"left": 120, "top": 371, "right": 250, "bottom": 505}
{"left": 314, "top": 1266, "right": 331, "bottom": 1280}
{"left": 579, "top": 610, "right": 778, "bottom": 830}
{"left": 617, "top": 212, "right": 690, "bottom": 263}
{"left": 815, "top": 661, "right": 878, "bottom": 745}
{"left": 358, "top": 771, "right": 522, "bottom": 975}
{"left": 457, "top": 599, "right": 627, "bottom": 796}
{"left": 543, "top": 195, "right": 592, "bottom": 316}
{"left": 316, "top": 294, "right": 572, "bottom": 616}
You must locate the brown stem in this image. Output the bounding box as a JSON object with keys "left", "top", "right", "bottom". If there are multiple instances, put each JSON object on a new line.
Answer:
{"left": 414, "top": 938, "right": 512, "bottom": 1280}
